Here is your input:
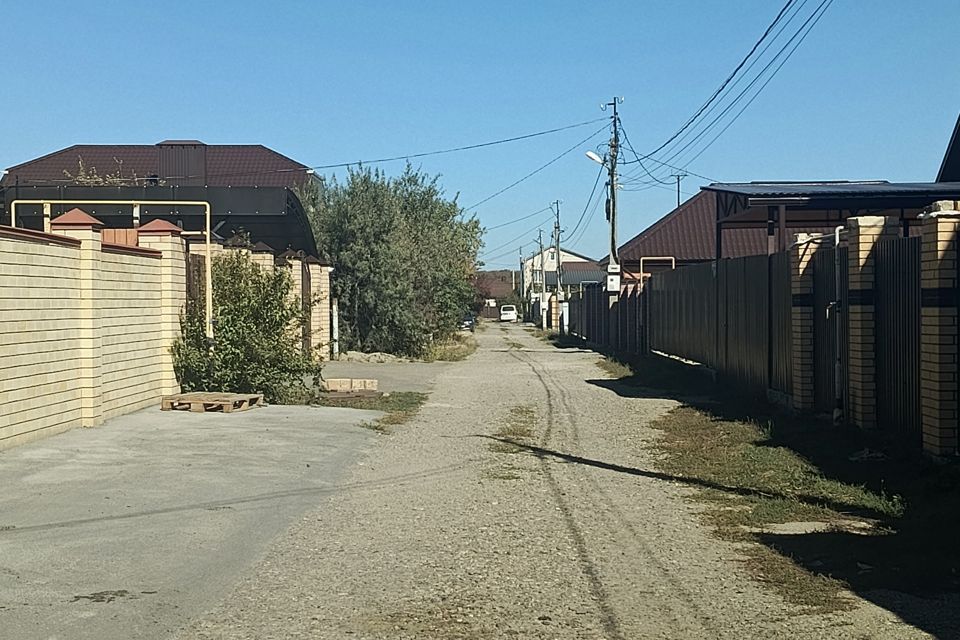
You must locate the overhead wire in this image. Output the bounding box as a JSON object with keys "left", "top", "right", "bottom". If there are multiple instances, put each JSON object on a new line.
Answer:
{"left": 465, "top": 124, "right": 609, "bottom": 210}
{"left": 644, "top": 0, "right": 797, "bottom": 158}
{"left": 678, "top": 0, "right": 834, "bottom": 169}
{"left": 642, "top": 0, "right": 825, "bottom": 177}
{"left": 484, "top": 206, "right": 553, "bottom": 231}
{"left": 479, "top": 213, "right": 554, "bottom": 260}
{"left": 565, "top": 163, "right": 606, "bottom": 241}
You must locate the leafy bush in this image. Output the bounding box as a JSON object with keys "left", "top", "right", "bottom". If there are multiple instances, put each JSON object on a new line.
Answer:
{"left": 172, "top": 250, "right": 322, "bottom": 403}
{"left": 297, "top": 165, "right": 482, "bottom": 358}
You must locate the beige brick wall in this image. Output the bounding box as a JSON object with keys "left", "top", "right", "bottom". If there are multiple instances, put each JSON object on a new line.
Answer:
{"left": 789, "top": 234, "right": 828, "bottom": 411}
{"left": 0, "top": 218, "right": 186, "bottom": 451}
{"left": 0, "top": 231, "right": 83, "bottom": 448}
{"left": 98, "top": 248, "right": 164, "bottom": 420}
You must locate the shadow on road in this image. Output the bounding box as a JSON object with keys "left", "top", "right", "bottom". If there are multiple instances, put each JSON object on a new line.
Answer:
{"left": 575, "top": 347, "right": 960, "bottom": 637}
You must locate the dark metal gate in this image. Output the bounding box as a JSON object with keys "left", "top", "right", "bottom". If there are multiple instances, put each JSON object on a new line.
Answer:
{"left": 875, "top": 236, "right": 921, "bottom": 444}
{"left": 769, "top": 251, "right": 793, "bottom": 394}
{"left": 812, "top": 246, "right": 848, "bottom": 416}
{"left": 302, "top": 261, "right": 312, "bottom": 352}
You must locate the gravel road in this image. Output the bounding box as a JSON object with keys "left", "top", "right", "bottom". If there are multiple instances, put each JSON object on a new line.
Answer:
{"left": 177, "top": 324, "right": 940, "bottom": 639}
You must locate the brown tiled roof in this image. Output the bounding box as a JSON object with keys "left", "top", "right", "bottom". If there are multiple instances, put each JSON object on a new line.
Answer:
{"left": 2, "top": 142, "right": 308, "bottom": 188}
{"left": 618, "top": 191, "right": 767, "bottom": 262}
{"left": 561, "top": 260, "right": 602, "bottom": 272}
{"left": 614, "top": 190, "right": 838, "bottom": 264}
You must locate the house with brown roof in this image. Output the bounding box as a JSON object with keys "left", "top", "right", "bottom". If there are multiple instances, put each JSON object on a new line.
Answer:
{"left": 0, "top": 140, "right": 318, "bottom": 254}
{"left": 613, "top": 190, "right": 770, "bottom": 281}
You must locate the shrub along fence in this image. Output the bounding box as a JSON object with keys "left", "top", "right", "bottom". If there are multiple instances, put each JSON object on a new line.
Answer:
{"left": 567, "top": 205, "right": 960, "bottom": 457}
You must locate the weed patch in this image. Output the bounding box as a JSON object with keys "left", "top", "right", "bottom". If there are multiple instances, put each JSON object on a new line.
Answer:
{"left": 314, "top": 391, "right": 428, "bottom": 433}
{"left": 650, "top": 405, "right": 905, "bottom": 612}
{"left": 424, "top": 333, "right": 477, "bottom": 362}
{"left": 489, "top": 405, "right": 537, "bottom": 454}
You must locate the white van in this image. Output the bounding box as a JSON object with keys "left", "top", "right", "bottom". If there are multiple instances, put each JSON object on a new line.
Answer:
{"left": 499, "top": 305, "right": 518, "bottom": 322}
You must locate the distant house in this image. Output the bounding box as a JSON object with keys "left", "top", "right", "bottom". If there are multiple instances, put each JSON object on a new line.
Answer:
{"left": 544, "top": 261, "right": 606, "bottom": 296}
{"left": 523, "top": 247, "right": 594, "bottom": 301}
{"left": 476, "top": 269, "right": 518, "bottom": 301}
{"left": 611, "top": 191, "right": 770, "bottom": 281}
{"left": 1, "top": 140, "right": 318, "bottom": 253}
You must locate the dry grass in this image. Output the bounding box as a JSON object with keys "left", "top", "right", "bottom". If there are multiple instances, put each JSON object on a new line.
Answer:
{"left": 314, "top": 391, "right": 428, "bottom": 433}
{"left": 424, "top": 333, "right": 478, "bottom": 362}
{"left": 596, "top": 357, "right": 634, "bottom": 379}
{"left": 489, "top": 405, "right": 536, "bottom": 454}
{"left": 651, "top": 405, "right": 904, "bottom": 612}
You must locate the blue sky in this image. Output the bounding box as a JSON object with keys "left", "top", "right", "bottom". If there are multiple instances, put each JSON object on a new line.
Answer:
{"left": 3, "top": 1, "right": 959, "bottom": 266}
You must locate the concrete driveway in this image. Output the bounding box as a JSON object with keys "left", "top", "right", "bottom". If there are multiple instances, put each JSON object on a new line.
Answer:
{"left": 0, "top": 404, "right": 377, "bottom": 640}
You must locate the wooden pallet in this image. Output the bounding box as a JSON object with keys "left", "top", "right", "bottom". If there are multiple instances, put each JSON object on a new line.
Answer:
{"left": 161, "top": 392, "right": 265, "bottom": 413}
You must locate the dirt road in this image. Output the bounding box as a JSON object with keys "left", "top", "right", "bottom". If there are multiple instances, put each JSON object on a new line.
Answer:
{"left": 178, "top": 323, "right": 933, "bottom": 639}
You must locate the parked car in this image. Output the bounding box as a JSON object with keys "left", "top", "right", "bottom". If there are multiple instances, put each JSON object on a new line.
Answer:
{"left": 499, "top": 304, "right": 518, "bottom": 322}
{"left": 458, "top": 314, "right": 476, "bottom": 332}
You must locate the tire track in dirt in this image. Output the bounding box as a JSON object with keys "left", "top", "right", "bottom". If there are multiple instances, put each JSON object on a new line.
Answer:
{"left": 510, "top": 341, "right": 718, "bottom": 638}
{"left": 506, "top": 348, "right": 626, "bottom": 640}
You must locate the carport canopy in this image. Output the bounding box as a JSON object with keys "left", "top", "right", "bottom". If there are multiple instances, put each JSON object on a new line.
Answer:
{"left": 703, "top": 181, "right": 960, "bottom": 254}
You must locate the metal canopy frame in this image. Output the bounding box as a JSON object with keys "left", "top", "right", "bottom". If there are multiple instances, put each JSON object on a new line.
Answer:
{"left": 1, "top": 184, "right": 317, "bottom": 255}
{"left": 706, "top": 181, "right": 960, "bottom": 258}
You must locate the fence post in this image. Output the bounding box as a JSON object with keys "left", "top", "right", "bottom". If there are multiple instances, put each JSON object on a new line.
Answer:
{"left": 920, "top": 201, "right": 960, "bottom": 456}
{"left": 138, "top": 220, "right": 187, "bottom": 397}
{"left": 789, "top": 234, "right": 820, "bottom": 411}
{"left": 51, "top": 210, "right": 104, "bottom": 427}
{"left": 847, "top": 216, "right": 898, "bottom": 429}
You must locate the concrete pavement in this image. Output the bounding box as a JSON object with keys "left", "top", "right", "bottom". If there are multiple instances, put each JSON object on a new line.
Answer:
{"left": 0, "top": 404, "right": 378, "bottom": 640}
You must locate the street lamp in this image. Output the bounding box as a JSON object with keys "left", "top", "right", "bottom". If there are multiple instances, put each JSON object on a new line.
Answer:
{"left": 585, "top": 151, "right": 604, "bottom": 165}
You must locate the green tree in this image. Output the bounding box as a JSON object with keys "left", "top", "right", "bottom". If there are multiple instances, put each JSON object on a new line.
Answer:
{"left": 172, "top": 251, "right": 321, "bottom": 402}
{"left": 297, "top": 165, "right": 481, "bottom": 357}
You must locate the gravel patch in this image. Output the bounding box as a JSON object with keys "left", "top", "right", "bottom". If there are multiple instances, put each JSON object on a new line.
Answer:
{"left": 176, "top": 326, "right": 940, "bottom": 639}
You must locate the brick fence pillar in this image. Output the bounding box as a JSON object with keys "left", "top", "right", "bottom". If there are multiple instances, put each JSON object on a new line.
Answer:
{"left": 846, "top": 216, "right": 898, "bottom": 429}
{"left": 920, "top": 201, "right": 960, "bottom": 457}
{"left": 138, "top": 219, "right": 187, "bottom": 397}
{"left": 306, "top": 257, "right": 333, "bottom": 360}
{"left": 51, "top": 209, "right": 104, "bottom": 427}
{"left": 789, "top": 233, "right": 826, "bottom": 411}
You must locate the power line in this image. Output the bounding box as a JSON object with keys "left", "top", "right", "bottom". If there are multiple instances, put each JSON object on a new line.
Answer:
{"left": 565, "top": 163, "right": 605, "bottom": 241}
{"left": 643, "top": 0, "right": 797, "bottom": 158}
{"left": 140, "top": 117, "right": 610, "bottom": 183}
{"left": 484, "top": 206, "right": 553, "bottom": 231}
{"left": 657, "top": 0, "right": 830, "bottom": 170}
{"left": 678, "top": 0, "right": 834, "bottom": 169}
{"left": 479, "top": 213, "right": 554, "bottom": 259}
{"left": 465, "top": 124, "right": 608, "bottom": 210}
{"left": 568, "top": 186, "right": 606, "bottom": 249}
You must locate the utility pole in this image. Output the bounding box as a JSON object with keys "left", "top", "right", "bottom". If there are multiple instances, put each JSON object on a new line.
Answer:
{"left": 538, "top": 228, "right": 547, "bottom": 329}
{"left": 518, "top": 246, "right": 524, "bottom": 318}
{"left": 670, "top": 173, "right": 687, "bottom": 208}
{"left": 605, "top": 97, "right": 623, "bottom": 297}
{"left": 552, "top": 199, "right": 562, "bottom": 295}
{"left": 553, "top": 200, "right": 563, "bottom": 334}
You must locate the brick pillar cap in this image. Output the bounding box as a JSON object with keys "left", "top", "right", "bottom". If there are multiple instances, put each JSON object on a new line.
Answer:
{"left": 279, "top": 249, "right": 304, "bottom": 261}
{"left": 847, "top": 216, "right": 890, "bottom": 228}
{"left": 51, "top": 208, "right": 104, "bottom": 229}
{"left": 251, "top": 241, "right": 275, "bottom": 254}
{"left": 304, "top": 255, "right": 331, "bottom": 266}
{"left": 138, "top": 219, "right": 183, "bottom": 235}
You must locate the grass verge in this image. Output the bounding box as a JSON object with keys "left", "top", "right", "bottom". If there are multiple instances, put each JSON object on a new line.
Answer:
{"left": 594, "top": 354, "right": 926, "bottom": 613}
{"left": 314, "top": 391, "right": 428, "bottom": 433}
{"left": 424, "top": 333, "right": 477, "bottom": 362}
{"left": 651, "top": 405, "right": 903, "bottom": 612}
